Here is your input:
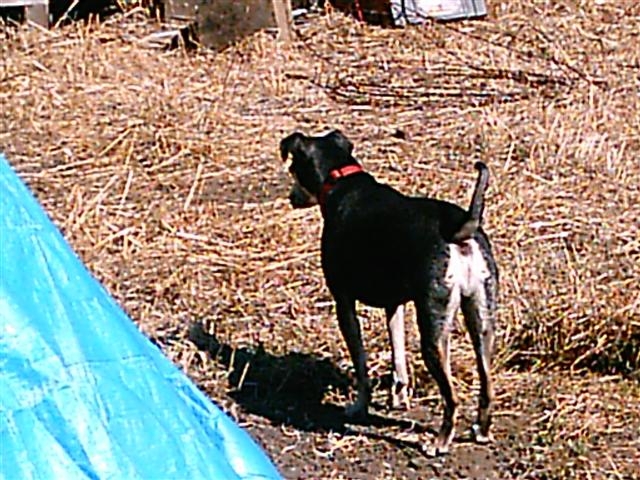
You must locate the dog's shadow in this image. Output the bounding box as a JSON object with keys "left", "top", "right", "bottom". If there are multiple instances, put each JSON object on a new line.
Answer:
{"left": 188, "top": 323, "right": 425, "bottom": 436}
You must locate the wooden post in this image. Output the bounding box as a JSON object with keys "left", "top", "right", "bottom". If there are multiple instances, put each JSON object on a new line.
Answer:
{"left": 0, "top": 0, "right": 49, "bottom": 27}
{"left": 26, "top": 3, "right": 48, "bottom": 26}
{"left": 271, "top": 0, "right": 292, "bottom": 42}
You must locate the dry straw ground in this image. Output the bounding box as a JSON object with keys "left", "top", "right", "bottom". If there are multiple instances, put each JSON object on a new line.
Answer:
{"left": 1, "top": 1, "right": 639, "bottom": 478}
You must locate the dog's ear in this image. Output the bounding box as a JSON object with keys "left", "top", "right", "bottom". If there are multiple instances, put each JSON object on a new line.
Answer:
{"left": 327, "top": 129, "right": 354, "bottom": 156}
{"left": 280, "top": 132, "right": 306, "bottom": 161}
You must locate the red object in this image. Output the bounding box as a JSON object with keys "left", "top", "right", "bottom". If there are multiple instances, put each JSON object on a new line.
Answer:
{"left": 353, "top": 0, "right": 365, "bottom": 21}
{"left": 319, "top": 164, "right": 365, "bottom": 215}
{"left": 329, "top": 0, "right": 393, "bottom": 25}
{"left": 329, "top": 164, "right": 364, "bottom": 181}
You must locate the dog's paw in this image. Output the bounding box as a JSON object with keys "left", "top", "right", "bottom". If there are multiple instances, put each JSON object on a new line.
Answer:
{"left": 344, "top": 400, "right": 368, "bottom": 420}
{"left": 421, "top": 442, "right": 449, "bottom": 458}
{"left": 471, "top": 423, "right": 493, "bottom": 444}
{"left": 389, "top": 383, "right": 412, "bottom": 410}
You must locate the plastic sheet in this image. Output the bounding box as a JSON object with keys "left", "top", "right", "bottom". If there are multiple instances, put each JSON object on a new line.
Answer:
{"left": 0, "top": 155, "right": 281, "bottom": 480}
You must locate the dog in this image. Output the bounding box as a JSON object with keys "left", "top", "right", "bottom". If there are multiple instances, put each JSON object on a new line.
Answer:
{"left": 279, "top": 129, "right": 498, "bottom": 456}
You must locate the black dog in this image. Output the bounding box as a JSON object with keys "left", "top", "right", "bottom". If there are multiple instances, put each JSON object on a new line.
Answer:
{"left": 280, "top": 130, "right": 498, "bottom": 456}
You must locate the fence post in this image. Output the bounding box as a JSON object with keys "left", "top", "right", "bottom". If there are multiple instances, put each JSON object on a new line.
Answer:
{"left": 271, "top": 0, "right": 292, "bottom": 42}
{"left": 0, "top": 0, "right": 49, "bottom": 27}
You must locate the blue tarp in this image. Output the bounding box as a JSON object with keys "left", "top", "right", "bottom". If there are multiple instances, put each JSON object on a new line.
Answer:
{"left": 0, "top": 155, "right": 281, "bottom": 480}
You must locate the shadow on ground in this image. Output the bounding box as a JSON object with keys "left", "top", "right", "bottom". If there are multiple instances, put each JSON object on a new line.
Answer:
{"left": 188, "top": 323, "right": 425, "bottom": 437}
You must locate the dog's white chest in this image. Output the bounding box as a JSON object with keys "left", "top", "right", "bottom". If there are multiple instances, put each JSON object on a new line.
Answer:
{"left": 445, "top": 240, "right": 490, "bottom": 297}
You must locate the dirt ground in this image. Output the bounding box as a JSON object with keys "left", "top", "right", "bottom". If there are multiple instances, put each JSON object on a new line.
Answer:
{"left": 1, "top": 1, "right": 639, "bottom": 478}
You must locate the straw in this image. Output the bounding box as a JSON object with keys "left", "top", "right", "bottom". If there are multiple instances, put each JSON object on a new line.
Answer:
{"left": 1, "top": 3, "right": 638, "bottom": 476}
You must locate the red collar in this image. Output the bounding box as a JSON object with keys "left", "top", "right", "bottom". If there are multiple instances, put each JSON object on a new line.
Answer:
{"left": 319, "top": 164, "right": 364, "bottom": 214}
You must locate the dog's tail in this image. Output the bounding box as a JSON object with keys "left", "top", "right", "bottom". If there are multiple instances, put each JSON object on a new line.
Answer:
{"left": 452, "top": 162, "right": 489, "bottom": 242}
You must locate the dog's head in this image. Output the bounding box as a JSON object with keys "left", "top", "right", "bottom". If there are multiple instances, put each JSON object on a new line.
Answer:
{"left": 279, "top": 130, "right": 354, "bottom": 208}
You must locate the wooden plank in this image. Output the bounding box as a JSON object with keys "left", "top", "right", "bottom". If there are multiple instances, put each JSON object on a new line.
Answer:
{"left": 163, "top": 0, "right": 196, "bottom": 20}
{"left": 0, "top": 0, "right": 48, "bottom": 5}
{"left": 0, "top": 0, "right": 49, "bottom": 27}
{"left": 195, "top": 0, "right": 276, "bottom": 51}
{"left": 272, "top": 0, "right": 292, "bottom": 42}
{"left": 25, "top": 3, "right": 49, "bottom": 27}
{"left": 163, "top": 0, "right": 293, "bottom": 50}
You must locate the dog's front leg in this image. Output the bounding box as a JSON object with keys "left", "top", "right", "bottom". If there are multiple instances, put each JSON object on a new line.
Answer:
{"left": 336, "top": 296, "right": 370, "bottom": 420}
{"left": 386, "top": 305, "right": 411, "bottom": 410}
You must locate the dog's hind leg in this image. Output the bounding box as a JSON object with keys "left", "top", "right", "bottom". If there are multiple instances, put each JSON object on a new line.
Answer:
{"left": 386, "top": 304, "right": 411, "bottom": 409}
{"left": 336, "top": 296, "right": 370, "bottom": 420}
{"left": 416, "top": 297, "right": 458, "bottom": 456}
{"left": 461, "top": 283, "right": 496, "bottom": 444}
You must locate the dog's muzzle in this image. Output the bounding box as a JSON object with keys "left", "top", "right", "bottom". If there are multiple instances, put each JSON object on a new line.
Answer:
{"left": 289, "top": 182, "right": 318, "bottom": 209}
